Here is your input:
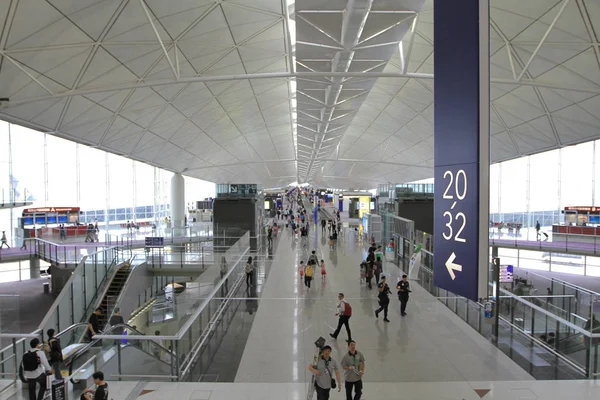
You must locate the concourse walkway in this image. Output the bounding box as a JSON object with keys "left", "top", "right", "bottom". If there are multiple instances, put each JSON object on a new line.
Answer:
{"left": 233, "top": 224, "right": 531, "bottom": 385}
{"left": 9, "top": 222, "right": 600, "bottom": 400}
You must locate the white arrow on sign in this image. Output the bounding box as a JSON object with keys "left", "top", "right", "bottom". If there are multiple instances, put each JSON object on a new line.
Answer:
{"left": 445, "top": 252, "right": 462, "bottom": 280}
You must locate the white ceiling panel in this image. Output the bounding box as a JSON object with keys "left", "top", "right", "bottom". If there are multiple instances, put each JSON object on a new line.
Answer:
{"left": 0, "top": 0, "right": 599, "bottom": 188}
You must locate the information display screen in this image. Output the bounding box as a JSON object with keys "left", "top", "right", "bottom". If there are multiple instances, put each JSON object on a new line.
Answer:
{"left": 35, "top": 217, "right": 46, "bottom": 224}
{"left": 145, "top": 237, "right": 164, "bottom": 247}
{"left": 47, "top": 216, "right": 57, "bottom": 224}
{"left": 23, "top": 217, "right": 34, "bottom": 225}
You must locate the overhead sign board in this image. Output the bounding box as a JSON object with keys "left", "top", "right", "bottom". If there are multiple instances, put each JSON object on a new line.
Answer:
{"left": 145, "top": 237, "right": 164, "bottom": 247}
{"left": 433, "top": 0, "right": 490, "bottom": 302}
{"left": 24, "top": 207, "right": 80, "bottom": 213}
{"left": 499, "top": 265, "right": 514, "bottom": 283}
{"left": 564, "top": 206, "right": 600, "bottom": 212}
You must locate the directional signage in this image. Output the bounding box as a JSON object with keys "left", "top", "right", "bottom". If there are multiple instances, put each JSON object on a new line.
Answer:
{"left": 499, "top": 265, "right": 514, "bottom": 283}
{"left": 145, "top": 237, "right": 164, "bottom": 247}
{"left": 433, "top": 0, "right": 490, "bottom": 302}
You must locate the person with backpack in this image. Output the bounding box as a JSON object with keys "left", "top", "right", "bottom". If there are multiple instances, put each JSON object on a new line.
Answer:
{"left": 330, "top": 293, "right": 352, "bottom": 342}
{"left": 308, "top": 250, "right": 319, "bottom": 265}
{"left": 45, "top": 329, "right": 63, "bottom": 381}
{"left": 22, "top": 338, "right": 52, "bottom": 400}
{"left": 245, "top": 256, "right": 254, "bottom": 287}
{"left": 304, "top": 262, "right": 314, "bottom": 289}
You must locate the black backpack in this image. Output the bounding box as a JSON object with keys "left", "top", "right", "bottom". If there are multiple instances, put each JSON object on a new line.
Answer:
{"left": 22, "top": 350, "right": 40, "bottom": 371}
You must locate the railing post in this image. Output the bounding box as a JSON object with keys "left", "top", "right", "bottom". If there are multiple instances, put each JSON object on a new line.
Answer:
{"left": 117, "top": 343, "right": 122, "bottom": 381}
{"left": 12, "top": 338, "right": 17, "bottom": 387}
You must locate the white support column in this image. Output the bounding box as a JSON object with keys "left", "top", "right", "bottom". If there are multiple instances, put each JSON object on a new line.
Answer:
{"left": 558, "top": 148, "right": 562, "bottom": 222}
{"left": 170, "top": 173, "right": 185, "bottom": 229}
{"left": 593, "top": 141, "right": 596, "bottom": 206}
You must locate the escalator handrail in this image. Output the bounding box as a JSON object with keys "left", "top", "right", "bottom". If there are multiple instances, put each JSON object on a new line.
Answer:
{"left": 54, "top": 323, "right": 90, "bottom": 339}
{"left": 67, "top": 323, "right": 174, "bottom": 382}
{"left": 67, "top": 323, "right": 175, "bottom": 380}
{"left": 69, "top": 323, "right": 174, "bottom": 364}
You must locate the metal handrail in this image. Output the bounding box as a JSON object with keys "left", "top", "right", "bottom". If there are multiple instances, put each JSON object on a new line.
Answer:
{"left": 179, "top": 260, "right": 247, "bottom": 378}
{"left": 497, "top": 314, "right": 586, "bottom": 375}
{"left": 93, "top": 233, "right": 251, "bottom": 341}
{"left": 517, "top": 268, "right": 600, "bottom": 297}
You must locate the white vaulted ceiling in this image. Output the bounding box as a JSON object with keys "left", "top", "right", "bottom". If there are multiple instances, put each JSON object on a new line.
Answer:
{"left": 0, "top": 0, "right": 599, "bottom": 189}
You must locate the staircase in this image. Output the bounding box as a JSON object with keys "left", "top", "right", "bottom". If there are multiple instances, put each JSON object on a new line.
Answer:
{"left": 97, "top": 266, "right": 131, "bottom": 329}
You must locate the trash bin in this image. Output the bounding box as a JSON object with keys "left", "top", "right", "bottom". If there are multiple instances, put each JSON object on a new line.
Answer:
{"left": 43, "top": 282, "right": 50, "bottom": 294}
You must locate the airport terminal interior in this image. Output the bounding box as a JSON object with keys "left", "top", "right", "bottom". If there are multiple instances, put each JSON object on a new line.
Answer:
{"left": 3, "top": 0, "right": 600, "bottom": 399}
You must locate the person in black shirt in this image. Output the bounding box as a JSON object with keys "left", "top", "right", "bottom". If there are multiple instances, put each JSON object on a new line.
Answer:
{"left": 109, "top": 308, "right": 125, "bottom": 344}
{"left": 87, "top": 308, "right": 102, "bottom": 341}
{"left": 46, "top": 329, "right": 63, "bottom": 381}
{"left": 396, "top": 275, "right": 411, "bottom": 316}
{"left": 82, "top": 371, "right": 108, "bottom": 400}
{"left": 375, "top": 276, "right": 391, "bottom": 322}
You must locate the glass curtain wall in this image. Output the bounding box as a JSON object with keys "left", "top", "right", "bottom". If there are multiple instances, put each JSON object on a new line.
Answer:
{"left": 490, "top": 140, "right": 600, "bottom": 233}
{"left": 0, "top": 122, "right": 215, "bottom": 246}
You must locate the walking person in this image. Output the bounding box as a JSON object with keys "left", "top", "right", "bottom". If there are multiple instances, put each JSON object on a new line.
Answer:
{"left": 45, "top": 329, "right": 63, "bottom": 381}
{"left": 1, "top": 231, "right": 9, "bottom": 248}
{"left": 375, "top": 276, "right": 391, "bottom": 322}
{"left": 308, "top": 250, "right": 319, "bottom": 265}
{"left": 219, "top": 256, "right": 229, "bottom": 291}
{"left": 535, "top": 221, "right": 541, "bottom": 240}
{"left": 267, "top": 226, "right": 273, "bottom": 247}
{"left": 373, "top": 256, "right": 382, "bottom": 286}
{"left": 22, "top": 338, "right": 53, "bottom": 400}
{"left": 307, "top": 345, "right": 341, "bottom": 400}
{"left": 245, "top": 256, "right": 254, "bottom": 287}
{"left": 364, "top": 261, "right": 373, "bottom": 289}
{"left": 330, "top": 293, "right": 352, "bottom": 342}
{"left": 320, "top": 259, "right": 327, "bottom": 280}
{"left": 396, "top": 274, "right": 411, "bottom": 316}
{"left": 341, "top": 340, "right": 365, "bottom": 400}
{"left": 305, "top": 262, "right": 314, "bottom": 289}
{"left": 299, "top": 261, "right": 305, "bottom": 280}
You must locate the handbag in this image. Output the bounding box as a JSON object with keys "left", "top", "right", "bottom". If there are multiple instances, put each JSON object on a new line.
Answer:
{"left": 325, "top": 359, "right": 336, "bottom": 389}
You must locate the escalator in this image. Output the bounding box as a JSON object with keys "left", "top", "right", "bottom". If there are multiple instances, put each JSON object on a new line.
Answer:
{"left": 97, "top": 266, "right": 131, "bottom": 328}
{"left": 557, "top": 332, "right": 586, "bottom": 355}
{"left": 19, "top": 322, "right": 175, "bottom": 383}
{"left": 66, "top": 324, "right": 175, "bottom": 383}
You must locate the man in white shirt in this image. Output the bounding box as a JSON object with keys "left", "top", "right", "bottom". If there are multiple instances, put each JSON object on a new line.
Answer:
{"left": 330, "top": 293, "right": 352, "bottom": 342}
{"left": 22, "top": 338, "right": 53, "bottom": 400}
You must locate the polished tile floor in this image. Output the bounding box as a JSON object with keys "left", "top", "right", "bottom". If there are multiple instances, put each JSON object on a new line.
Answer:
{"left": 7, "top": 222, "right": 600, "bottom": 399}
{"left": 233, "top": 226, "right": 532, "bottom": 384}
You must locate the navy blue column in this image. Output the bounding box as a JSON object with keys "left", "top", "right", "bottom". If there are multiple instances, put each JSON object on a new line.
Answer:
{"left": 433, "top": 0, "right": 490, "bottom": 301}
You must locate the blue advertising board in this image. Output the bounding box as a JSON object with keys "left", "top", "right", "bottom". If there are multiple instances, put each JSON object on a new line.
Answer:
{"left": 433, "top": 0, "right": 489, "bottom": 301}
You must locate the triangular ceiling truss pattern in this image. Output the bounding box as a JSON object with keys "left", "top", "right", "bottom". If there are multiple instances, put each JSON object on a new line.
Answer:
{"left": 0, "top": 0, "right": 296, "bottom": 187}
{"left": 318, "top": 0, "right": 600, "bottom": 188}
{"left": 0, "top": 0, "right": 599, "bottom": 188}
